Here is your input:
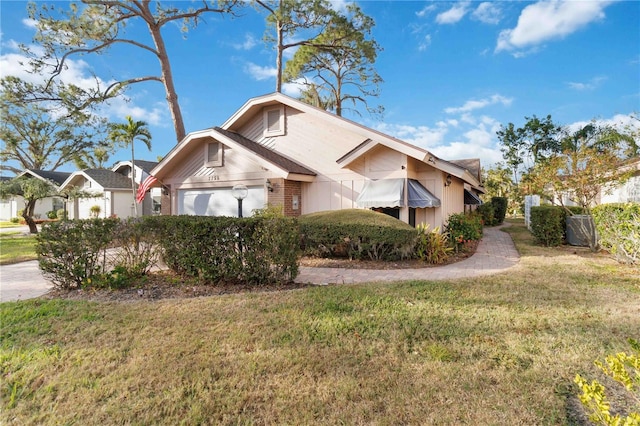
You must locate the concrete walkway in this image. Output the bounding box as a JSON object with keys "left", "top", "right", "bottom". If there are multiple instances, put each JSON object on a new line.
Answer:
{"left": 0, "top": 225, "right": 520, "bottom": 302}
{"left": 294, "top": 224, "right": 520, "bottom": 285}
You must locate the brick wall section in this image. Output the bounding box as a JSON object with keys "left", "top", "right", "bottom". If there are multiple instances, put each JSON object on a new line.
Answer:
{"left": 267, "top": 178, "right": 302, "bottom": 217}
{"left": 161, "top": 190, "right": 171, "bottom": 215}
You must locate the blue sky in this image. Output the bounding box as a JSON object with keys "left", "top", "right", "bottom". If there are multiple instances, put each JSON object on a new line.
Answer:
{"left": 1, "top": 0, "right": 639, "bottom": 174}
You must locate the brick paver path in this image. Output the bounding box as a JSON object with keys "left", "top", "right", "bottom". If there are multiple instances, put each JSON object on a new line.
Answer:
{"left": 294, "top": 224, "right": 520, "bottom": 285}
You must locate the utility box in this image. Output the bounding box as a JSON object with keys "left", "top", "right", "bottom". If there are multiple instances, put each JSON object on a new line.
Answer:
{"left": 566, "top": 215, "right": 596, "bottom": 247}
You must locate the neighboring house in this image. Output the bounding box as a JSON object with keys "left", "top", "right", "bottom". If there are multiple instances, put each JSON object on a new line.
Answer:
{"left": 0, "top": 169, "right": 70, "bottom": 220}
{"left": 112, "top": 160, "right": 161, "bottom": 215}
{"left": 150, "top": 93, "right": 484, "bottom": 230}
{"left": 553, "top": 156, "right": 640, "bottom": 207}
{"left": 599, "top": 156, "right": 640, "bottom": 204}
{"left": 60, "top": 169, "right": 136, "bottom": 219}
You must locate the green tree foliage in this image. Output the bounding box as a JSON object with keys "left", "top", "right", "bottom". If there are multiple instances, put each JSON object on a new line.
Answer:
{"left": 28, "top": 0, "right": 239, "bottom": 143}
{"left": 496, "top": 115, "right": 562, "bottom": 184}
{"left": 0, "top": 177, "right": 57, "bottom": 234}
{"left": 531, "top": 123, "right": 636, "bottom": 211}
{"left": 283, "top": 3, "right": 383, "bottom": 117}
{"left": 0, "top": 76, "right": 110, "bottom": 175}
{"left": 108, "top": 116, "right": 152, "bottom": 216}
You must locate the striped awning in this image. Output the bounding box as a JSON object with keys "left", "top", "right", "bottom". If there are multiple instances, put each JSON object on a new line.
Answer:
{"left": 464, "top": 189, "right": 483, "bottom": 205}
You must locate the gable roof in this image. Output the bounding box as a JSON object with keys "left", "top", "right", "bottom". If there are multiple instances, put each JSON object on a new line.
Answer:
{"left": 450, "top": 159, "right": 482, "bottom": 182}
{"left": 213, "top": 127, "right": 315, "bottom": 176}
{"left": 112, "top": 160, "right": 159, "bottom": 175}
{"left": 222, "top": 93, "right": 483, "bottom": 189}
{"left": 61, "top": 169, "right": 133, "bottom": 191}
{"left": 18, "top": 169, "right": 72, "bottom": 187}
{"left": 153, "top": 92, "right": 483, "bottom": 189}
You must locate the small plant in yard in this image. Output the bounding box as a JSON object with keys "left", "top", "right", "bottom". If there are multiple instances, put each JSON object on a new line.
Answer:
{"left": 415, "top": 223, "right": 452, "bottom": 264}
{"left": 445, "top": 212, "right": 482, "bottom": 252}
{"left": 575, "top": 338, "right": 640, "bottom": 426}
{"left": 89, "top": 205, "right": 101, "bottom": 218}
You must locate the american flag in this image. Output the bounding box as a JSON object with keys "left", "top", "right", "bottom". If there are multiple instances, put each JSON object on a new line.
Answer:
{"left": 136, "top": 175, "right": 158, "bottom": 203}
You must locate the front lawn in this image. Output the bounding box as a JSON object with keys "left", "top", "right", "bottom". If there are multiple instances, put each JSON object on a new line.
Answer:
{"left": 0, "top": 232, "right": 37, "bottom": 264}
{"left": 1, "top": 221, "right": 639, "bottom": 424}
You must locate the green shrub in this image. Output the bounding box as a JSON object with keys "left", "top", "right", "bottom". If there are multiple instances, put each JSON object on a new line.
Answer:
{"left": 9, "top": 217, "right": 19, "bottom": 224}
{"left": 110, "top": 217, "right": 162, "bottom": 278}
{"left": 445, "top": 213, "right": 482, "bottom": 252}
{"left": 415, "top": 224, "right": 452, "bottom": 264}
{"left": 145, "top": 215, "right": 299, "bottom": 284}
{"left": 36, "top": 218, "right": 120, "bottom": 289}
{"left": 477, "top": 202, "right": 496, "bottom": 226}
{"left": 56, "top": 209, "right": 67, "bottom": 220}
{"left": 46, "top": 210, "right": 57, "bottom": 220}
{"left": 491, "top": 196, "right": 508, "bottom": 224}
{"left": 530, "top": 206, "right": 564, "bottom": 246}
{"left": 592, "top": 203, "right": 640, "bottom": 265}
{"left": 574, "top": 338, "right": 640, "bottom": 426}
{"left": 299, "top": 209, "right": 417, "bottom": 261}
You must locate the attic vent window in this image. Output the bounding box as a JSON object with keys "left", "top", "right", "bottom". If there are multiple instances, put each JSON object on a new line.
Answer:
{"left": 263, "top": 106, "right": 285, "bottom": 137}
{"left": 205, "top": 141, "right": 224, "bottom": 167}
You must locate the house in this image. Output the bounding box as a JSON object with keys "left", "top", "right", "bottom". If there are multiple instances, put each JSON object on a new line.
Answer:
{"left": 150, "top": 93, "right": 484, "bottom": 229}
{"left": 60, "top": 169, "right": 136, "bottom": 219}
{"left": 0, "top": 169, "right": 70, "bottom": 220}
{"left": 599, "top": 156, "right": 640, "bottom": 204}
{"left": 112, "top": 160, "right": 161, "bottom": 215}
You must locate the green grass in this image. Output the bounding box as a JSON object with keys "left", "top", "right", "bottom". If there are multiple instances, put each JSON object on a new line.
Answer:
{"left": 0, "top": 233, "right": 37, "bottom": 264}
{"left": 0, "top": 221, "right": 22, "bottom": 228}
{"left": 1, "top": 220, "right": 639, "bottom": 424}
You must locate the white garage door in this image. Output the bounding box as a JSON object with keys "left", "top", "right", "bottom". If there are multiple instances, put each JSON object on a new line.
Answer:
{"left": 177, "top": 186, "right": 265, "bottom": 217}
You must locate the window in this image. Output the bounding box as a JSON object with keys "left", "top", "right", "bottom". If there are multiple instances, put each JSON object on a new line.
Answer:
{"left": 263, "top": 106, "right": 285, "bottom": 137}
{"left": 204, "top": 142, "right": 223, "bottom": 167}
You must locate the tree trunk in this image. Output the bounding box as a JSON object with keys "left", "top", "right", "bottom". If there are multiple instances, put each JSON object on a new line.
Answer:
{"left": 23, "top": 199, "right": 38, "bottom": 234}
{"left": 146, "top": 19, "right": 186, "bottom": 142}
{"left": 276, "top": 18, "right": 283, "bottom": 93}
{"left": 131, "top": 142, "right": 138, "bottom": 217}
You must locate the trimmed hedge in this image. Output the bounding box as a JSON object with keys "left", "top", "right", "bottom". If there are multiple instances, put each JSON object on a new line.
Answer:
{"left": 37, "top": 218, "right": 121, "bottom": 289}
{"left": 36, "top": 216, "right": 300, "bottom": 289}
{"left": 592, "top": 203, "right": 640, "bottom": 264}
{"left": 530, "top": 206, "right": 565, "bottom": 246}
{"left": 491, "top": 197, "right": 508, "bottom": 225}
{"left": 476, "top": 202, "right": 496, "bottom": 226}
{"left": 143, "top": 215, "right": 299, "bottom": 284}
{"left": 299, "top": 209, "right": 417, "bottom": 261}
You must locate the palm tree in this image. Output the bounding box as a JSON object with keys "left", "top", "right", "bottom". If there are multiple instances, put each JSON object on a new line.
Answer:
{"left": 109, "top": 116, "right": 152, "bottom": 216}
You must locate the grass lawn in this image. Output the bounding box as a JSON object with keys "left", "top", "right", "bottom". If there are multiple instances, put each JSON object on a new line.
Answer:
{"left": 0, "top": 232, "right": 37, "bottom": 264}
{"left": 0, "top": 221, "right": 22, "bottom": 228}
{"left": 1, "top": 220, "right": 639, "bottom": 424}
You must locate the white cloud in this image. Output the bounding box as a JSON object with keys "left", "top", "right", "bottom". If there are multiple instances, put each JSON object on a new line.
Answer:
{"left": 416, "top": 4, "right": 437, "bottom": 18}
{"left": 232, "top": 33, "right": 257, "bottom": 50}
{"left": 496, "top": 0, "right": 614, "bottom": 54}
{"left": 21, "top": 18, "right": 38, "bottom": 29}
{"left": 376, "top": 122, "right": 450, "bottom": 147}
{"left": 243, "top": 62, "right": 277, "bottom": 81}
{"left": 567, "top": 76, "right": 607, "bottom": 91}
{"left": 418, "top": 34, "right": 432, "bottom": 51}
{"left": 436, "top": 2, "right": 470, "bottom": 24}
{"left": 444, "top": 94, "right": 513, "bottom": 114}
{"left": 472, "top": 2, "right": 502, "bottom": 25}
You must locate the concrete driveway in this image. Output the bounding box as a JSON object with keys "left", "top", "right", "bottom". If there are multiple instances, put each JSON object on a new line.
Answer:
{"left": 0, "top": 260, "right": 52, "bottom": 302}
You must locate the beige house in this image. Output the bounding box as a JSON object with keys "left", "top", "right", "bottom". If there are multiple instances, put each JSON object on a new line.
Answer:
{"left": 151, "top": 93, "right": 484, "bottom": 228}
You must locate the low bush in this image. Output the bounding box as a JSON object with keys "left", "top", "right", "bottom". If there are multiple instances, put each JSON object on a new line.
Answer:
{"left": 145, "top": 215, "right": 299, "bottom": 284}
{"left": 299, "top": 209, "right": 417, "bottom": 261}
{"left": 445, "top": 213, "right": 482, "bottom": 252}
{"left": 415, "top": 224, "right": 452, "bottom": 264}
{"left": 9, "top": 217, "right": 19, "bottom": 224}
{"left": 46, "top": 210, "right": 57, "bottom": 220}
{"left": 530, "top": 206, "right": 564, "bottom": 246}
{"left": 574, "top": 338, "right": 640, "bottom": 425}
{"left": 56, "top": 209, "right": 67, "bottom": 220}
{"left": 36, "top": 218, "right": 120, "bottom": 289}
{"left": 477, "top": 202, "right": 496, "bottom": 226}
{"left": 592, "top": 203, "right": 640, "bottom": 264}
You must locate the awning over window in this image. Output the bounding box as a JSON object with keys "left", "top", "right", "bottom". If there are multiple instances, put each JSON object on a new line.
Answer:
{"left": 464, "top": 189, "right": 483, "bottom": 205}
{"left": 356, "top": 178, "right": 404, "bottom": 208}
{"left": 408, "top": 179, "right": 441, "bottom": 208}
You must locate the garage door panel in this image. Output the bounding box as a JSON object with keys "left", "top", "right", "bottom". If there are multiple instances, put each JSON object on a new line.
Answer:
{"left": 178, "top": 187, "right": 264, "bottom": 217}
